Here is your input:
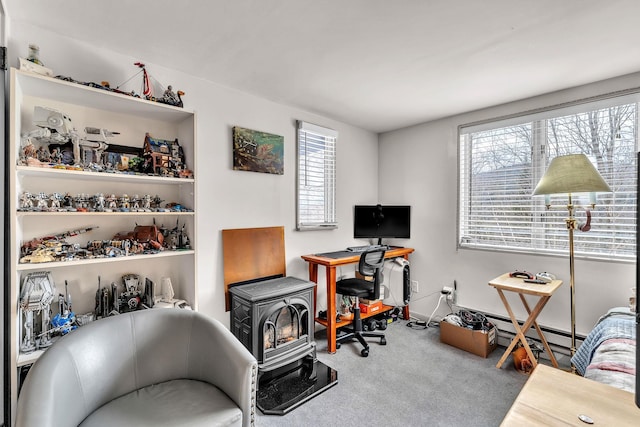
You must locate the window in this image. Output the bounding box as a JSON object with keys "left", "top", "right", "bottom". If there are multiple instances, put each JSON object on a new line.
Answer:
{"left": 459, "top": 94, "right": 638, "bottom": 261}
{"left": 297, "top": 121, "right": 337, "bottom": 230}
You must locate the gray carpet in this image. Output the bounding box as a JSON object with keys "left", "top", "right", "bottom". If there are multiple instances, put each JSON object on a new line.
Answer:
{"left": 255, "top": 320, "right": 537, "bottom": 427}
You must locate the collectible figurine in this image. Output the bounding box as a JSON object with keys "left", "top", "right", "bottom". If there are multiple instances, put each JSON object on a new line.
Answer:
{"left": 49, "top": 192, "right": 63, "bottom": 211}
{"left": 50, "top": 280, "right": 77, "bottom": 336}
{"left": 93, "top": 193, "right": 106, "bottom": 211}
{"left": 131, "top": 194, "right": 141, "bottom": 211}
{"left": 27, "top": 43, "right": 44, "bottom": 66}
{"left": 151, "top": 195, "right": 164, "bottom": 211}
{"left": 119, "top": 274, "right": 143, "bottom": 312}
{"left": 63, "top": 193, "right": 75, "bottom": 211}
{"left": 119, "top": 194, "right": 130, "bottom": 212}
{"left": 142, "top": 194, "right": 152, "bottom": 211}
{"left": 142, "top": 133, "right": 189, "bottom": 177}
{"left": 161, "top": 85, "right": 184, "bottom": 108}
{"left": 19, "top": 271, "right": 56, "bottom": 352}
{"left": 106, "top": 194, "right": 118, "bottom": 211}
{"left": 74, "top": 193, "right": 89, "bottom": 212}
{"left": 154, "top": 277, "right": 191, "bottom": 310}
{"left": 36, "top": 192, "right": 49, "bottom": 210}
{"left": 20, "top": 192, "right": 34, "bottom": 210}
{"left": 163, "top": 220, "right": 191, "bottom": 250}
{"left": 94, "top": 276, "right": 114, "bottom": 319}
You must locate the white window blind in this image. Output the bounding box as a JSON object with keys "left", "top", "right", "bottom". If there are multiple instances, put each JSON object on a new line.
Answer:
{"left": 297, "top": 121, "right": 337, "bottom": 230}
{"left": 459, "top": 96, "right": 638, "bottom": 261}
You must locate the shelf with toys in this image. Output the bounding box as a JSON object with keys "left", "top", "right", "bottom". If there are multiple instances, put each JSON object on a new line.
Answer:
{"left": 8, "top": 67, "right": 198, "bottom": 417}
{"left": 17, "top": 249, "right": 196, "bottom": 271}
{"left": 16, "top": 164, "right": 195, "bottom": 183}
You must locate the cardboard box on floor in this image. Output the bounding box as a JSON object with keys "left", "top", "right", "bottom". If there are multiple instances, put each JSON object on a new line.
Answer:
{"left": 439, "top": 321, "right": 497, "bottom": 358}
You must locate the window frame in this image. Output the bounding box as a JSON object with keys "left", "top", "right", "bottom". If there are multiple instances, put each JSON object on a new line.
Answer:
{"left": 458, "top": 91, "right": 639, "bottom": 262}
{"left": 296, "top": 120, "right": 338, "bottom": 230}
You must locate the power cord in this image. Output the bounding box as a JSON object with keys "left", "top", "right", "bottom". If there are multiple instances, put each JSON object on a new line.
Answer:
{"left": 406, "top": 318, "right": 428, "bottom": 329}
{"left": 426, "top": 293, "right": 447, "bottom": 327}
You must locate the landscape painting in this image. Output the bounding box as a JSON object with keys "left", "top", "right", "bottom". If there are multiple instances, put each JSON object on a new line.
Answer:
{"left": 232, "top": 126, "right": 284, "bottom": 175}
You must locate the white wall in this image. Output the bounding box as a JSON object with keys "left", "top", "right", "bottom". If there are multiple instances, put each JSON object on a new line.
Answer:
{"left": 8, "top": 21, "right": 637, "bottom": 339}
{"left": 379, "top": 73, "right": 639, "bottom": 337}
{"left": 7, "top": 21, "right": 380, "bottom": 327}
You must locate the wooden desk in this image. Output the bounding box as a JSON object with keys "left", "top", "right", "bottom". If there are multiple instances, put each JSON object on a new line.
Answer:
{"left": 301, "top": 247, "right": 414, "bottom": 353}
{"left": 488, "top": 273, "right": 563, "bottom": 370}
{"left": 502, "top": 364, "right": 639, "bottom": 426}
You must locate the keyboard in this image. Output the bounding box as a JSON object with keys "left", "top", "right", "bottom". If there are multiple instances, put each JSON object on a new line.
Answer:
{"left": 346, "top": 244, "right": 388, "bottom": 253}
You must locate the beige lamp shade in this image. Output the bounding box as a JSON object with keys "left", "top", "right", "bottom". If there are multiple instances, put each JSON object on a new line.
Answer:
{"left": 533, "top": 154, "right": 612, "bottom": 196}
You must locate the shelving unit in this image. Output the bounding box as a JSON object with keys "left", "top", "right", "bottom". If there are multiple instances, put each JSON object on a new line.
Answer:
{"left": 7, "top": 68, "right": 198, "bottom": 423}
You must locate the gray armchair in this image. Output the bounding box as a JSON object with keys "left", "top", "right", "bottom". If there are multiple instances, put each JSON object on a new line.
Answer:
{"left": 16, "top": 309, "right": 258, "bottom": 427}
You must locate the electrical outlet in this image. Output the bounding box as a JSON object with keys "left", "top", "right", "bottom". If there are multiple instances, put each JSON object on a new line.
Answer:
{"left": 411, "top": 280, "right": 419, "bottom": 293}
{"left": 448, "top": 290, "right": 457, "bottom": 304}
{"left": 442, "top": 286, "right": 456, "bottom": 304}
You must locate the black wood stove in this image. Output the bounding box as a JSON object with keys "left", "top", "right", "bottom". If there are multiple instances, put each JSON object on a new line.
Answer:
{"left": 229, "top": 276, "right": 337, "bottom": 415}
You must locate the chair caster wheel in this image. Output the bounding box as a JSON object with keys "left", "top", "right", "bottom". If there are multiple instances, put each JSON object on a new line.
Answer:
{"left": 336, "top": 343, "right": 341, "bottom": 349}
{"left": 361, "top": 348, "right": 369, "bottom": 357}
{"left": 380, "top": 337, "right": 387, "bottom": 345}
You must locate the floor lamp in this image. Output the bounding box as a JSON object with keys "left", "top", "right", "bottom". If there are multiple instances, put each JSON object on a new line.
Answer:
{"left": 532, "top": 154, "right": 611, "bottom": 372}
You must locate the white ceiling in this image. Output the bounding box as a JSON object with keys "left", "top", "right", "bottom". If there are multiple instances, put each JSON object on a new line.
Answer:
{"left": 6, "top": 0, "right": 640, "bottom": 133}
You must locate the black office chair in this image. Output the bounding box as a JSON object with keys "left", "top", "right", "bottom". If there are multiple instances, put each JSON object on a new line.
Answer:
{"left": 335, "top": 247, "right": 387, "bottom": 357}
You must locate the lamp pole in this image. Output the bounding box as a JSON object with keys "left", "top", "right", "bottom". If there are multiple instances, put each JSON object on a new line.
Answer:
{"left": 566, "top": 194, "right": 578, "bottom": 373}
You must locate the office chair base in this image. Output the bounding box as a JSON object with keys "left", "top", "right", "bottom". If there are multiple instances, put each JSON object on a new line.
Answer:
{"left": 336, "top": 328, "right": 386, "bottom": 357}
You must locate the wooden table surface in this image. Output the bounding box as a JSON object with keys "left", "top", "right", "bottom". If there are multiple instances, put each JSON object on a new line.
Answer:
{"left": 488, "top": 273, "right": 563, "bottom": 296}
{"left": 502, "top": 364, "right": 639, "bottom": 426}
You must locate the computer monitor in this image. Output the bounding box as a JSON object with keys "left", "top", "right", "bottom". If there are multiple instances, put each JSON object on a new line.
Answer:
{"left": 353, "top": 204, "right": 411, "bottom": 246}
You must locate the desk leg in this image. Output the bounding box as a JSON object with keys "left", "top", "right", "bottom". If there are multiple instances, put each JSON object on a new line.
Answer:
{"left": 308, "top": 263, "right": 318, "bottom": 322}
{"left": 325, "top": 266, "right": 337, "bottom": 353}
{"left": 519, "top": 294, "right": 559, "bottom": 368}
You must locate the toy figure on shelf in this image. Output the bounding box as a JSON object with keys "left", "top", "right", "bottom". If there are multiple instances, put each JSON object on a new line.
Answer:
{"left": 49, "top": 192, "right": 64, "bottom": 211}
{"left": 20, "top": 226, "right": 98, "bottom": 263}
{"left": 142, "top": 133, "right": 192, "bottom": 178}
{"left": 161, "top": 85, "right": 184, "bottom": 108}
{"left": 19, "top": 192, "right": 34, "bottom": 210}
{"left": 142, "top": 194, "right": 152, "bottom": 211}
{"left": 106, "top": 194, "right": 118, "bottom": 212}
{"left": 119, "top": 194, "right": 131, "bottom": 212}
{"left": 74, "top": 193, "right": 90, "bottom": 212}
{"left": 19, "top": 106, "right": 76, "bottom": 167}
{"left": 113, "top": 221, "right": 165, "bottom": 252}
{"left": 154, "top": 277, "right": 191, "bottom": 310}
{"left": 19, "top": 271, "right": 56, "bottom": 353}
{"left": 94, "top": 276, "right": 113, "bottom": 319}
{"left": 125, "top": 62, "right": 185, "bottom": 107}
{"left": 162, "top": 220, "right": 191, "bottom": 250}
{"left": 114, "top": 274, "right": 151, "bottom": 313}
{"left": 131, "top": 194, "right": 141, "bottom": 211}
{"left": 50, "top": 147, "right": 63, "bottom": 164}
{"left": 50, "top": 280, "right": 77, "bottom": 336}
{"left": 93, "top": 193, "right": 106, "bottom": 212}
{"left": 35, "top": 192, "right": 48, "bottom": 210}
{"left": 80, "top": 127, "right": 118, "bottom": 166}
{"left": 19, "top": 43, "right": 53, "bottom": 76}
{"left": 27, "top": 43, "right": 44, "bottom": 66}
{"left": 151, "top": 195, "right": 164, "bottom": 211}
{"left": 62, "top": 193, "right": 75, "bottom": 211}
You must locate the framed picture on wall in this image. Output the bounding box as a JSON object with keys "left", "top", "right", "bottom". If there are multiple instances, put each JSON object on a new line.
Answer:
{"left": 232, "top": 126, "right": 284, "bottom": 175}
